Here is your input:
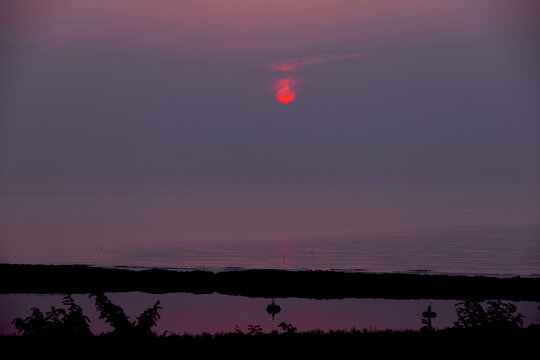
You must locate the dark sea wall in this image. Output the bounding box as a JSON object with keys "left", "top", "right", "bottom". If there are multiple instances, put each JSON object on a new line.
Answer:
{"left": 1, "top": 264, "right": 539, "bottom": 300}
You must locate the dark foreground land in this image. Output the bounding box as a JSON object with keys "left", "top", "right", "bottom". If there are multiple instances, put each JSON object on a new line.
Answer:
{"left": 1, "top": 327, "right": 539, "bottom": 359}
{"left": 1, "top": 263, "right": 539, "bottom": 300}
{"left": 2, "top": 264, "right": 539, "bottom": 358}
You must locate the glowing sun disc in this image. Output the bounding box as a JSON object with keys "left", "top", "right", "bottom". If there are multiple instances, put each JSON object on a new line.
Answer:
{"left": 274, "top": 77, "right": 297, "bottom": 104}
{"left": 277, "top": 86, "right": 296, "bottom": 103}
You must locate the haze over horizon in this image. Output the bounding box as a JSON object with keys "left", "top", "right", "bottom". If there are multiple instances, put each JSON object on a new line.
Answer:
{"left": 1, "top": 0, "right": 539, "bottom": 184}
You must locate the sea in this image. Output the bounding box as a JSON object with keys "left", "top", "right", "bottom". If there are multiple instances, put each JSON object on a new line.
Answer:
{"left": 1, "top": 181, "right": 539, "bottom": 277}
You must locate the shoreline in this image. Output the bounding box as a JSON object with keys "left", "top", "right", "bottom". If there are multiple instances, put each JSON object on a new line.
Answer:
{"left": 106, "top": 264, "right": 540, "bottom": 278}
{"left": 1, "top": 263, "right": 539, "bottom": 300}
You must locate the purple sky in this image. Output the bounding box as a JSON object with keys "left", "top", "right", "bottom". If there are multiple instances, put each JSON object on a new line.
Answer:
{"left": 1, "top": 0, "right": 539, "bottom": 184}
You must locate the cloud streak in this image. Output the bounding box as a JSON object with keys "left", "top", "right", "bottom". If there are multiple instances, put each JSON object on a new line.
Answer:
{"left": 247, "top": 52, "right": 378, "bottom": 72}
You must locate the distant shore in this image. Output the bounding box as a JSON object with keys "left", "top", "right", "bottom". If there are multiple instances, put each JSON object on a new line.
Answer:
{"left": 1, "top": 264, "right": 539, "bottom": 300}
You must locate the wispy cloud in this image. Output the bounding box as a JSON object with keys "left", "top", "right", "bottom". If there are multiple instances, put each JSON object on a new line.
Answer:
{"left": 246, "top": 52, "right": 379, "bottom": 72}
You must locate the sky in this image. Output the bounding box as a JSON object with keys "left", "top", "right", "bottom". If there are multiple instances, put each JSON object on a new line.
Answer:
{"left": 1, "top": 0, "right": 539, "bottom": 185}
{"left": 0, "top": 1, "right": 539, "bottom": 273}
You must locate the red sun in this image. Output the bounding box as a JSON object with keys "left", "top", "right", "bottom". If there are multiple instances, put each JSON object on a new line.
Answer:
{"left": 274, "top": 77, "right": 297, "bottom": 104}
{"left": 277, "top": 86, "right": 295, "bottom": 104}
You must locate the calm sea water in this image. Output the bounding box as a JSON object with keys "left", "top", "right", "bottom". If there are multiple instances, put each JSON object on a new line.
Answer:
{"left": 1, "top": 181, "right": 539, "bottom": 276}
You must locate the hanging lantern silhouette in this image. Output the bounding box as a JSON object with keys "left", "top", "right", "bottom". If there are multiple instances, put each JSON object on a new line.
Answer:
{"left": 422, "top": 305, "right": 437, "bottom": 329}
{"left": 266, "top": 298, "right": 281, "bottom": 321}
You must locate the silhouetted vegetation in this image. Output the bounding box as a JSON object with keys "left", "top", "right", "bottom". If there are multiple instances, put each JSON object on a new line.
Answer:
{"left": 92, "top": 293, "right": 161, "bottom": 336}
{"left": 12, "top": 295, "right": 91, "bottom": 336}
{"left": 246, "top": 324, "right": 263, "bottom": 335}
{"left": 233, "top": 325, "right": 243, "bottom": 334}
{"left": 278, "top": 322, "right": 297, "bottom": 334}
{"left": 454, "top": 300, "right": 524, "bottom": 329}
{"left": 12, "top": 293, "right": 161, "bottom": 337}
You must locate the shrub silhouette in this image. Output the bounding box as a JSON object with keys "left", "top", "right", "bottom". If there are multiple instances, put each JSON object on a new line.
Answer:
{"left": 247, "top": 324, "right": 263, "bottom": 335}
{"left": 59, "top": 294, "right": 92, "bottom": 335}
{"left": 13, "top": 307, "right": 49, "bottom": 336}
{"left": 91, "top": 293, "right": 162, "bottom": 336}
{"left": 278, "top": 322, "right": 297, "bottom": 334}
{"left": 135, "top": 299, "right": 163, "bottom": 335}
{"left": 13, "top": 293, "right": 161, "bottom": 336}
{"left": 454, "top": 300, "right": 486, "bottom": 328}
{"left": 12, "top": 295, "right": 91, "bottom": 336}
{"left": 233, "top": 325, "right": 244, "bottom": 334}
{"left": 454, "top": 300, "right": 524, "bottom": 329}
{"left": 485, "top": 300, "right": 524, "bottom": 328}
{"left": 91, "top": 293, "right": 133, "bottom": 334}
